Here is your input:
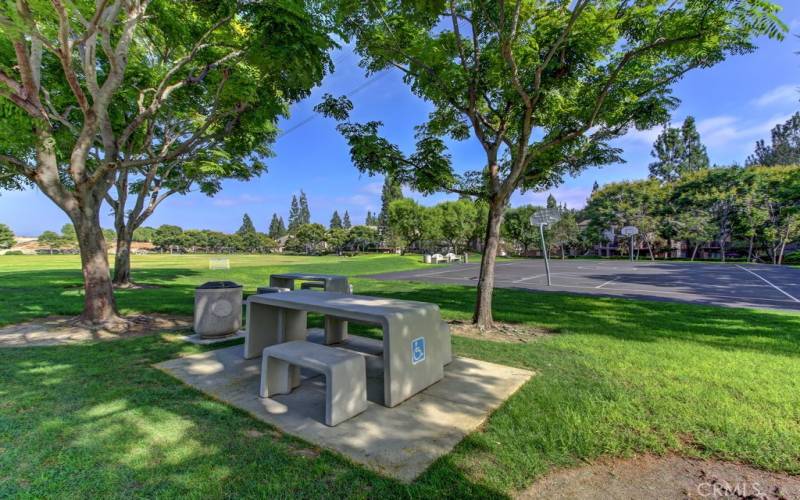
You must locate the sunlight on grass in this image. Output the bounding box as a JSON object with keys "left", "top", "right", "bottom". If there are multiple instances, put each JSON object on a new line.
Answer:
{"left": 0, "top": 254, "right": 799, "bottom": 496}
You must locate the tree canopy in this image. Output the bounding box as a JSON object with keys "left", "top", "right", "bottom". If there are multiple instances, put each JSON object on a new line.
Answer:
{"left": 649, "top": 116, "right": 709, "bottom": 182}
{"left": 268, "top": 213, "right": 287, "bottom": 239}
{"left": 320, "top": 0, "right": 784, "bottom": 326}
{"left": 0, "top": 0, "right": 338, "bottom": 322}
{"left": 0, "top": 223, "right": 14, "bottom": 248}
{"left": 330, "top": 210, "right": 343, "bottom": 229}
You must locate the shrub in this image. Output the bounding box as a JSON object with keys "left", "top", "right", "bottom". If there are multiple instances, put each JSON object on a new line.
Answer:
{"left": 784, "top": 251, "right": 800, "bottom": 265}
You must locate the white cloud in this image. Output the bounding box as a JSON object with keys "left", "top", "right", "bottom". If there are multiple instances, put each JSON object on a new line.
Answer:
{"left": 618, "top": 113, "right": 791, "bottom": 159}
{"left": 211, "top": 193, "right": 267, "bottom": 207}
{"left": 752, "top": 84, "right": 799, "bottom": 108}
{"left": 620, "top": 125, "right": 665, "bottom": 147}
{"left": 696, "top": 113, "right": 791, "bottom": 150}
{"left": 361, "top": 181, "right": 383, "bottom": 195}
{"left": 334, "top": 194, "right": 377, "bottom": 211}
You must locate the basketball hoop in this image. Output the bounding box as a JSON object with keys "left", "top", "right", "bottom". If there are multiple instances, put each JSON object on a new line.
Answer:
{"left": 529, "top": 208, "right": 562, "bottom": 286}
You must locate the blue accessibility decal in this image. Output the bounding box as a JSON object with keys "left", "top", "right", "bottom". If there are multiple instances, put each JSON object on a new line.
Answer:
{"left": 411, "top": 337, "right": 426, "bottom": 365}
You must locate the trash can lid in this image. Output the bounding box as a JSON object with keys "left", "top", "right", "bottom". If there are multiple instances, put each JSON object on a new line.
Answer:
{"left": 196, "top": 281, "right": 242, "bottom": 289}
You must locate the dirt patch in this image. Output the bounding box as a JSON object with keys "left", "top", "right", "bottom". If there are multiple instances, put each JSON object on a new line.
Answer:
{"left": 112, "top": 282, "right": 163, "bottom": 290}
{"left": 63, "top": 282, "right": 163, "bottom": 290}
{"left": 0, "top": 314, "right": 192, "bottom": 348}
{"left": 289, "top": 447, "right": 320, "bottom": 459}
{"left": 448, "top": 320, "right": 554, "bottom": 343}
{"left": 517, "top": 454, "right": 800, "bottom": 499}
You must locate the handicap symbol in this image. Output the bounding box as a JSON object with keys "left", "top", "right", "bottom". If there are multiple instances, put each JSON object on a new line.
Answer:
{"left": 411, "top": 337, "right": 426, "bottom": 365}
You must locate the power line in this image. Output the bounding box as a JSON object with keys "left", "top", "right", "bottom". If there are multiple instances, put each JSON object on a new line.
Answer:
{"left": 278, "top": 69, "right": 391, "bottom": 138}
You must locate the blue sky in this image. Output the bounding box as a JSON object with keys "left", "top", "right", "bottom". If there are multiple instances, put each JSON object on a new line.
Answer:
{"left": 3, "top": 2, "right": 800, "bottom": 236}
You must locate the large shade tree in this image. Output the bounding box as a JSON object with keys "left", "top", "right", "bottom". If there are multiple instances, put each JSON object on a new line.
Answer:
{"left": 320, "top": 0, "right": 784, "bottom": 327}
{"left": 0, "top": 0, "right": 335, "bottom": 322}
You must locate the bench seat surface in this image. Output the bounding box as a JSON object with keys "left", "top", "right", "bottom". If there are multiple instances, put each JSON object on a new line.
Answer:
{"left": 264, "top": 340, "right": 362, "bottom": 372}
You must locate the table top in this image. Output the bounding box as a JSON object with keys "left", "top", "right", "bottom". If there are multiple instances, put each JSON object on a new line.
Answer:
{"left": 248, "top": 290, "right": 438, "bottom": 322}
{"left": 269, "top": 273, "right": 348, "bottom": 281}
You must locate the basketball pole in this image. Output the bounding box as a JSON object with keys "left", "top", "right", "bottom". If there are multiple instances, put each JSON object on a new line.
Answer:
{"left": 630, "top": 235, "right": 634, "bottom": 263}
{"left": 540, "top": 222, "right": 552, "bottom": 286}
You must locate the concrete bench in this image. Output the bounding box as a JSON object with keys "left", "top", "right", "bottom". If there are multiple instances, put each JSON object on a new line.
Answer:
{"left": 300, "top": 282, "right": 325, "bottom": 290}
{"left": 430, "top": 253, "right": 447, "bottom": 264}
{"left": 445, "top": 252, "right": 462, "bottom": 263}
{"left": 259, "top": 340, "right": 368, "bottom": 426}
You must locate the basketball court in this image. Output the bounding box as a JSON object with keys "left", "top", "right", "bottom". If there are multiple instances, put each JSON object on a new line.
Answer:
{"left": 368, "top": 259, "right": 800, "bottom": 312}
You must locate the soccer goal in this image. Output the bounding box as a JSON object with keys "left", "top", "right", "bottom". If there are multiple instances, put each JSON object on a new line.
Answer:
{"left": 208, "top": 258, "right": 231, "bottom": 270}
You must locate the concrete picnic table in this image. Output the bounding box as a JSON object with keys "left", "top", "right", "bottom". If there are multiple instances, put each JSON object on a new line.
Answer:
{"left": 268, "top": 273, "right": 350, "bottom": 293}
{"left": 245, "top": 290, "right": 451, "bottom": 408}
{"left": 267, "top": 273, "right": 351, "bottom": 339}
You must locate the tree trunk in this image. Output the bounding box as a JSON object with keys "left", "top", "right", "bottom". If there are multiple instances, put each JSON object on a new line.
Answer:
{"left": 112, "top": 226, "right": 133, "bottom": 286}
{"left": 691, "top": 243, "right": 699, "bottom": 261}
{"left": 778, "top": 229, "right": 789, "bottom": 265}
{"left": 779, "top": 240, "right": 787, "bottom": 265}
{"left": 473, "top": 197, "right": 504, "bottom": 328}
{"left": 74, "top": 215, "right": 118, "bottom": 324}
{"left": 747, "top": 236, "right": 754, "bottom": 263}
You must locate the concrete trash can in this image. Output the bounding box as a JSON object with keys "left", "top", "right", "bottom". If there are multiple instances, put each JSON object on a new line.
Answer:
{"left": 194, "top": 281, "right": 243, "bottom": 338}
{"left": 424, "top": 254, "right": 432, "bottom": 264}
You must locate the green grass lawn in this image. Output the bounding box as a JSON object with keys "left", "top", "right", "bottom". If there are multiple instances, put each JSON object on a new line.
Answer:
{"left": 1, "top": 254, "right": 799, "bottom": 498}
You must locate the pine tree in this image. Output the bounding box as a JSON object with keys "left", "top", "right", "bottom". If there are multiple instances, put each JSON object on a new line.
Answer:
{"left": 288, "top": 195, "right": 300, "bottom": 231}
{"left": 546, "top": 194, "right": 557, "bottom": 209}
{"left": 237, "top": 213, "right": 256, "bottom": 235}
{"left": 378, "top": 175, "right": 403, "bottom": 233}
{"left": 343, "top": 210, "right": 352, "bottom": 229}
{"left": 298, "top": 190, "right": 311, "bottom": 224}
{"left": 365, "top": 211, "right": 374, "bottom": 226}
{"left": 330, "top": 210, "right": 342, "bottom": 229}
{"left": 268, "top": 213, "right": 286, "bottom": 239}
{"left": 747, "top": 112, "right": 800, "bottom": 166}
{"left": 648, "top": 116, "right": 709, "bottom": 182}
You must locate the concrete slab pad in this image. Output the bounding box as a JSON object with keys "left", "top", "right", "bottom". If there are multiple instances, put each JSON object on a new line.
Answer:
{"left": 182, "top": 329, "right": 246, "bottom": 345}
{"left": 155, "top": 343, "right": 533, "bottom": 482}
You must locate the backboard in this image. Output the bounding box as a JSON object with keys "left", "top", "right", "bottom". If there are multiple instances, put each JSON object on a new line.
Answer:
{"left": 620, "top": 226, "right": 639, "bottom": 237}
{"left": 530, "top": 208, "right": 561, "bottom": 226}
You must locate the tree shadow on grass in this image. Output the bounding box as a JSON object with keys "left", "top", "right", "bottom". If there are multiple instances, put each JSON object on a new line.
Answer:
{"left": 0, "top": 336, "right": 506, "bottom": 498}
{"left": 356, "top": 280, "right": 800, "bottom": 359}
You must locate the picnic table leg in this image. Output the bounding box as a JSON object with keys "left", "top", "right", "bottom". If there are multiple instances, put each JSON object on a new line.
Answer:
{"left": 382, "top": 316, "right": 444, "bottom": 407}
{"left": 278, "top": 308, "right": 307, "bottom": 388}
{"left": 244, "top": 303, "right": 281, "bottom": 359}
{"left": 324, "top": 278, "right": 351, "bottom": 294}
{"left": 269, "top": 276, "right": 295, "bottom": 290}
{"left": 323, "top": 316, "right": 348, "bottom": 344}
